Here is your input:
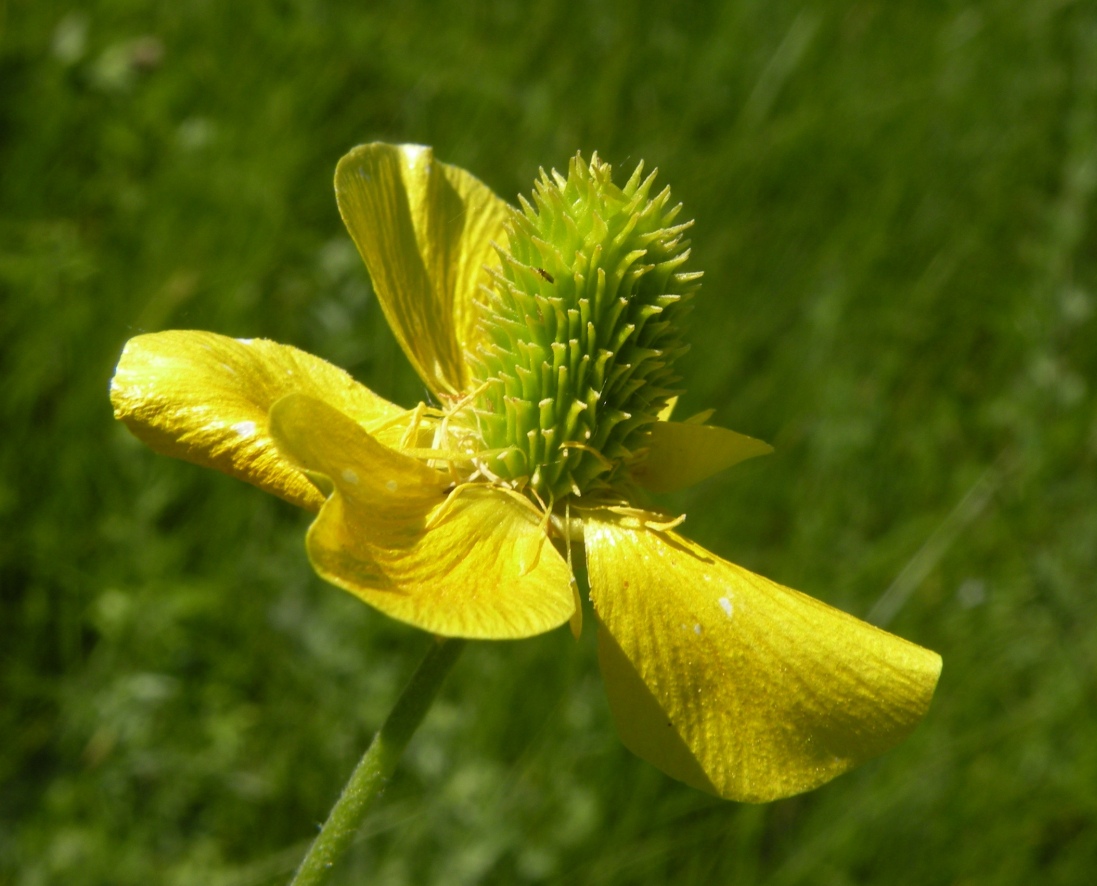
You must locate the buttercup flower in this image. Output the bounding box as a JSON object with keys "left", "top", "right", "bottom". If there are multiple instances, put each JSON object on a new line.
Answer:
{"left": 111, "top": 143, "right": 941, "bottom": 802}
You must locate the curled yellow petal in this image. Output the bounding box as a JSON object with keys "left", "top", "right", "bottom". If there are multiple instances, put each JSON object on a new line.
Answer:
{"left": 583, "top": 512, "right": 942, "bottom": 802}
{"left": 632, "top": 420, "right": 773, "bottom": 494}
{"left": 110, "top": 330, "right": 404, "bottom": 510}
{"left": 335, "top": 143, "right": 509, "bottom": 396}
{"left": 270, "top": 394, "right": 575, "bottom": 639}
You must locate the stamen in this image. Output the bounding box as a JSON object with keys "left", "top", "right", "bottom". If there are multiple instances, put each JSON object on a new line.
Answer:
{"left": 535, "top": 493, "right": 554, "bottom": 540}
{"left": 400, "top": 448, "right": 478, "bottom": 463}
{"left": 424, "top": 482, "right": 471, "bottom": 529}
{"left": 603, "top": 504, "right": 687, "bottom": 532}
{"left": 565, "top": 501, "right": 582, "bottom": 639}
{"left": 559, "top": 441, "right": 613, "bottom": 471}
{"left": 399, "top": 402, "right": 429, "bottom": 451}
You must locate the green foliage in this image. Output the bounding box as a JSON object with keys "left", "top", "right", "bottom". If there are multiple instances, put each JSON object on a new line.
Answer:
{"left": 3, "top": 0, "right": 1096, "bottom": 884}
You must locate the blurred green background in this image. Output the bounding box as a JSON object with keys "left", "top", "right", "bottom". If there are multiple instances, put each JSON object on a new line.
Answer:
{"left": 3, "top": 0, "right": 1096, "bottom": 883}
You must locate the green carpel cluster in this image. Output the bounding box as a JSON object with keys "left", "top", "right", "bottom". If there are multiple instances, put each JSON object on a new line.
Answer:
{"left": 470, "top": 153, "right": 700, "bottom": 501}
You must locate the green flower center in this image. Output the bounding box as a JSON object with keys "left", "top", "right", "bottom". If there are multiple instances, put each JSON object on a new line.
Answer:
{"left": 470, "top": 153, "right": 700, "bottom": 502}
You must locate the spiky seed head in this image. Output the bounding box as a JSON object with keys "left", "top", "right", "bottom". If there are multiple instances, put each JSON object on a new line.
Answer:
{"left": 469, "top": 153, "right": 701, "bottom": 501}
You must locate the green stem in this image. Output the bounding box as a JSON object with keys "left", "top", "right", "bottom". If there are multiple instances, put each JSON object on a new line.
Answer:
{"left": 290, "top": 637, "right": 466, "bottom": 886}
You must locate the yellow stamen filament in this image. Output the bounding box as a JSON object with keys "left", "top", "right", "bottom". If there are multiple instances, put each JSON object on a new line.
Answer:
{"left": 564, "top": 501, "right": 582, "bottom": 639}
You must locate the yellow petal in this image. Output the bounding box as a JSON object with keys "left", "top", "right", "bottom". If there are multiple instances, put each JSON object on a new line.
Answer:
{"left": 270, "top": 393, "right": 575, "bottom": 639}
{"left": 335, "top": 143, "right": 509, "bottom": 396}
{"left": 583, "top": 513, "right": 942, "bottom": 802}
{"left": 656, "top": 396, "right": 678, "bottom": 421}
{"left": 110, "top": 330, "right": 405, "bottom": 511}
{"left": 632, "top": 420, "right": 773, "bottom": 494}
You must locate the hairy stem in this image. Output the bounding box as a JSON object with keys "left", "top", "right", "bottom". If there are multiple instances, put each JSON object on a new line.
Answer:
{"left": 290, "top": 637, "right": 466, "bottom": 885}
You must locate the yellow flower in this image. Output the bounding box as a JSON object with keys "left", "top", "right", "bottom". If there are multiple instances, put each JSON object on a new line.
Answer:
{"left": 110, "top": 143, "right": 941, "bottom": 803}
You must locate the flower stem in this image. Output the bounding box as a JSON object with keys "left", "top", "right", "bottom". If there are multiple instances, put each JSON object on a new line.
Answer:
{"left": 290, "top": 637, "right": 466, "bottom": 885}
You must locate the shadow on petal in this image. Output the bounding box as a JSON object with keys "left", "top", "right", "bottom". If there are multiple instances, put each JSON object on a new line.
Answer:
{"left": 110, "top": 330, "right": 405, "bottom": 510}
{"left": 335, "top": 143, "right": 509, "bottom": 396}
{"left": 271, "top": 393, "right": 575, "bottom": 639}
{"left": 584, "top": 511, "right": 942, "bottom": 802}
{"left": 596, "top": 615, "right": 718, "bottom": 795}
